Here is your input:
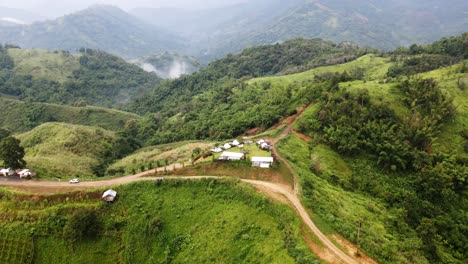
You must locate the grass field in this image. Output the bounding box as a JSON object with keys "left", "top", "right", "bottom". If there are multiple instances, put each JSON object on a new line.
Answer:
{"left": 16, "top": 123, "right": 117, "bottom": 179}
{"left": 0, "top": 97, "right": 140, "bottom": 133}
{"left": 108, "top": 141, "right": 215, "bottom": 175}
{"left": 248, "top": 54, "right": 392, "bottom": 87}
{"left": 0, "top": 179, "right": 320, "bottom": 263}
{"left": 8, "top": 48, "right": 81, "bottom": 83}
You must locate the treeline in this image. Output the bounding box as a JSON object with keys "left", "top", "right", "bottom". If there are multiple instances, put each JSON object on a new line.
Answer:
{"left": 387, "top": 32, "right": 468, "bottom": 77}
{"left": 0, "top": 46, "right": 161, "bottom": 108}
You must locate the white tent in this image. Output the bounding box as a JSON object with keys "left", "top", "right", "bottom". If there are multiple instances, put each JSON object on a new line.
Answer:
{"left": 102, "top": 189, "right": 117, "bottom": 202}
{"left": 257, "top": 139, "right": 265, "bottom": 145}
{"left": 18, "top": 169, "right": 31, "bottom": 178}
{"left": 223, "top": 143, "right": 232, "bottom": 149}
{"left": 232, "top": 140, "right": 240, "bottom": 146}
{"left": 251, "top": 157, "right": 274, "bottom": 168}
{"left": 211, "top": 147, "right": 223, "bottom": 153}
{"left": 0, "top": 168, "right": 14, "bottom": 177}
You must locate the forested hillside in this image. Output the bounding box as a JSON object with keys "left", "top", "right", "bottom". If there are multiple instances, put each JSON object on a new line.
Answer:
{"left": 120, "top": 34, "right": 467, "bottom": 263}
{"left": 0, "top": 46, "right": 161, "bottom": 108}
{"left": 128, "top": 38, "right": 372, "bottom": 144}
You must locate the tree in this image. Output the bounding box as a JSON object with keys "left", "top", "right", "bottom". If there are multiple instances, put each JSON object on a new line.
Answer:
{"left": 0, "top": 136, "right": 26, "bottom": 168}
{"left": 0, "top": 128, "right": 10, "bottom": 141}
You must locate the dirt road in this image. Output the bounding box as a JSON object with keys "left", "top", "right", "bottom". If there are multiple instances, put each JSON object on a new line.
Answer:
{"left": 0, "top": 105, "right": 369, "bottom": 264}
{"left": 0, "top": 174, "right": 358, "bottom": 264}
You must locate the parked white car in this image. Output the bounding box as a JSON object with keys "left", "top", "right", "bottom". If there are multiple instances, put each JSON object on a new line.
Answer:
{"left": 69, "top": 178, "right": 80, "bottom": 184}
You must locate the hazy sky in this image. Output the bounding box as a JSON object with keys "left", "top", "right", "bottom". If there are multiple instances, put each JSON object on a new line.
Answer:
{"left": 0, "top": 0, "right": 248, "bottom": 17}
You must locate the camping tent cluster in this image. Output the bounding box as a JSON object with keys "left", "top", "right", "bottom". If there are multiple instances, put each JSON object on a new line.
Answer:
{"left": 256, "top": 139, "right": 272, "bottom": 150}
{"left": 0, "top": 168, "right": 33, "bottom": 178}
{"left": 211, "top": 139, "right": 251, "bottom": 153}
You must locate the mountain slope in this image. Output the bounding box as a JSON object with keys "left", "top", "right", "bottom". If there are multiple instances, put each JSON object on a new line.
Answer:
{"left": 16, "top": 123, "right": 118, "bottom": 178}
{"left": 127, "top": 38, "right": 372, "bottom": 143}
{"left": 0, "top": 97, "right": 140, "bottom": 133}
{"left": 206, "top": 0, "right": 468, "bottom": 58}
{"left": 132, "top": 0, "right": 467, "bottom": 60}
{"left": 0, "top": 5, "right": 185, "bottom": 58}
{"left": 0, "top": 46, "right": 161, "bottom": 108}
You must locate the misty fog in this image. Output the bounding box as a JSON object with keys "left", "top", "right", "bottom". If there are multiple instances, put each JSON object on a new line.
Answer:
{"left": 0, "top": 0, "right": 249, "bottom": 18}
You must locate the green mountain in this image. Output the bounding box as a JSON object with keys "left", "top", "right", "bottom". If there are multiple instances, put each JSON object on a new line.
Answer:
{"left": 121, "top": 34, "right": 467, "bottom": 263}
{"left": 0, "top": 5, "right": 185, "bottom": 59}
{"left": 0, "top": 97, "right": 140, "bottom": 133}
{"left": 128, "top": 38, "right": 374, "bottom": 143}
{"left": 0, "top": 46, "right": 161, "bottom": 108}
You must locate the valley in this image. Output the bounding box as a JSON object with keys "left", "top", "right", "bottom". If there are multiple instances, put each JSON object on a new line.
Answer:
{"left": 0, "top": 18, "right": 466, "bottom": 263}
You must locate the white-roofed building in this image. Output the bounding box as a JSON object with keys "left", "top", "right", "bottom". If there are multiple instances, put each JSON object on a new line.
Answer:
{"left": 251, "top": 157, "right": 274, "bottom": 168}
{"left": 219, "top": 152, "right": 244, "bottom": 161}
{"left": 232, "top": 140, "right": 240, "bottom": 146}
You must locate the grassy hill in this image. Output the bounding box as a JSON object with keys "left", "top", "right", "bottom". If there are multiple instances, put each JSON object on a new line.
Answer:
{"left": 16, "top": 123, "right": 119, "bottom": 179}
{"left": 0, "top": 46, "right": 161, "bottom": 108}
{"left": 107, "top": 141, "right": 214, "bottom": 175}
{"left": 0, "top": 179, "right": 318, "bottom": 263}
{"left": 0, "top": 97, "right": 139, "bottom": 133}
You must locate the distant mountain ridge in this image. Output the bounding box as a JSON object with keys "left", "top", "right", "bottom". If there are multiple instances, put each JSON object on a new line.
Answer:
{"left": 0, "top": 6, "right": 45, "bottom": 24}
{"left": 0, "top": 5, "right": 185, "bottom": 58}
{"left": 133, "top": 0, "right": 468, "bottom": 61}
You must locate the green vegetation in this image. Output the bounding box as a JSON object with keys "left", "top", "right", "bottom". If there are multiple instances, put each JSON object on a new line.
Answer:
{"left": 128, "top": 39, "right": 372, "bottom": 144}
{"left": 278, "top": 134, "right": 430, "bottom": 263}
{"left": 0, "top": 136, "right": 26, "bottom": 168}
{"left": 0, "top": 97, "right": 140, "bottom": 133}
{"left": 0, "top": 179, "right": 318, "bottom": 263}
{"left": 286, "top": 60, "right": 467, "bottom": 262}
{"left": 0, "top": 46, "right": 161, "bottom": 108}
{"left": 107, "top": 141, "right": 214, "bottom": 175}
{"left": 16, "top": 123, "right": 138, "bottom": 179}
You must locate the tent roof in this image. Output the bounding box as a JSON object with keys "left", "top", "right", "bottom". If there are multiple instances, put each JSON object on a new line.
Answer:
{"left": 221, "top": 152, "right": 244, "bottom": 158}
{"left": 102, "top": 189, "right": 117, "bottom": 198}
{"left": 251, "top": 157, "right": 274, "bottom": 162}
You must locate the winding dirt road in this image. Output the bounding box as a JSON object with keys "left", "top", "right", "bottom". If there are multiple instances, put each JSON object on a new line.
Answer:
{"left": 0, "top": 105, "right": 369, "bottom": 264}
{"left": 0, "top": 174, "right": 358, "bottom": 264}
